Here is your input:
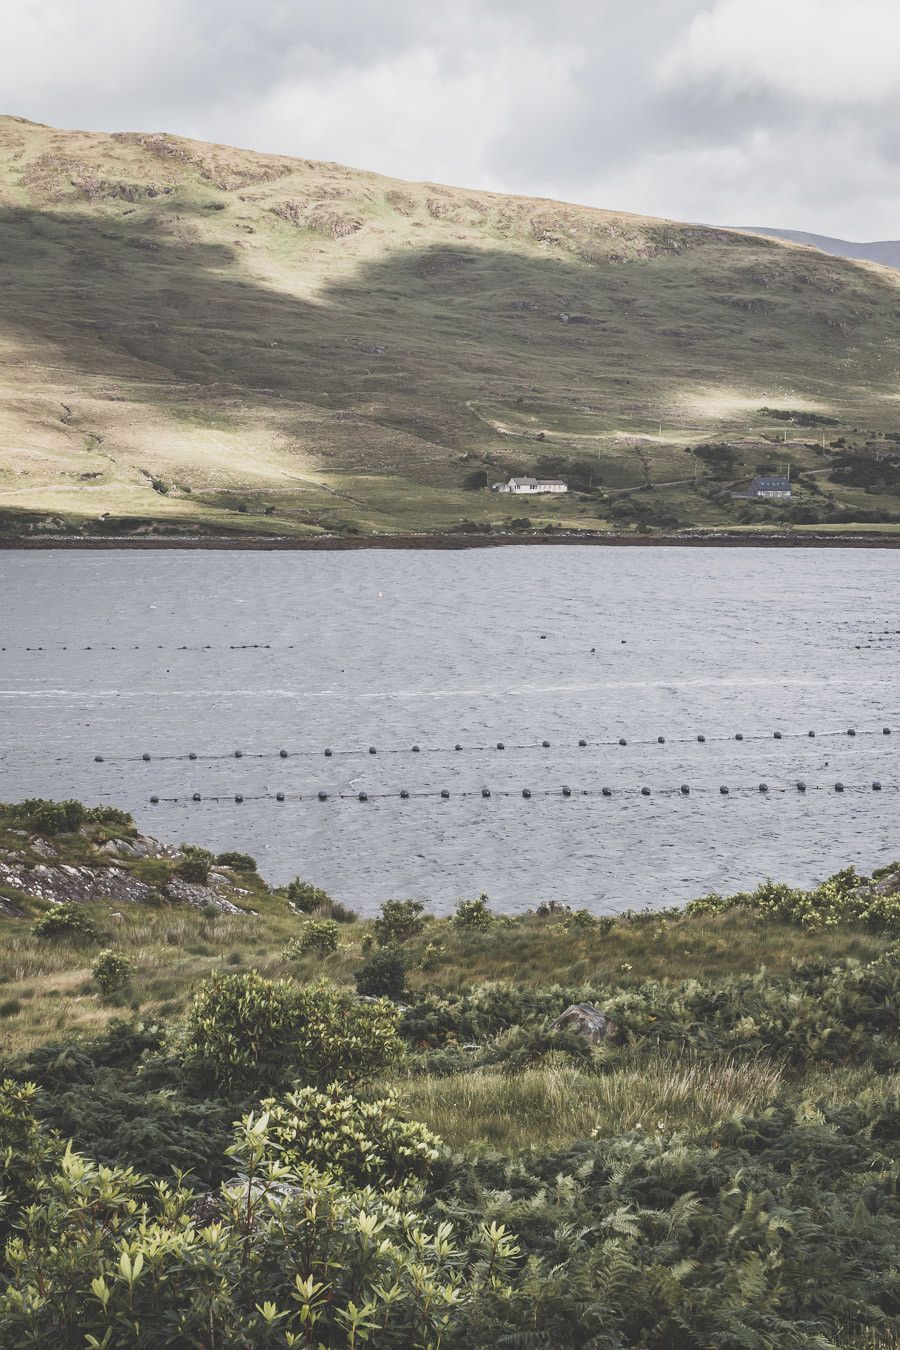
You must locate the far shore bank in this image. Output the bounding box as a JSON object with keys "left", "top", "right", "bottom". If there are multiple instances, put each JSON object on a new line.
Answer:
{"left": 3, "top": 529, "right": 900, "bottom": 552}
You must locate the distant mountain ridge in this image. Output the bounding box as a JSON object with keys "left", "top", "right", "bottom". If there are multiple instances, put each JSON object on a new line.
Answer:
{"left": 739, "top": 227, "right": 900, "bottom": 269}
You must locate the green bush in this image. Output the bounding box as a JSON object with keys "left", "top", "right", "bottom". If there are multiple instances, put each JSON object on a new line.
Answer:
{"left": 455, "top": 893, "right": 493, "bottom": 930}
{"left": 32, "top": 903, "right": 98, "bottom": 943}
{"left": 180, "top": 973, "right": 402, "bottom": 1095}
{"left": 175, "top": 845, "right": 213, "bottom": 884}
{"left": 92, "top": 949, "right": 133, "bottom": 996}
{"left": 285, "top": 918, "right": 339, "bottom": 957}
{"left": 285, "top": 877, "right": 332, "bottom": 912}
{"left": 687, "top": 863, "right": 900, "bottom": 933}
{"left": 0, "top": 1100, "right": 518, "bottom": 1349}
{"left": 261, "top": 1083, "right": 443, "bottom": 1185}
{"left": 355, "top": 945, "right": 408, "bottom": 999}
{"left": 374, "top": 897, "right": 426, "bottom": 945}
{"left": 11, "top": 797, "right": 86, "bottom": 835}
{"left": 214, "top": 850, "right": 257, "bottom": 873}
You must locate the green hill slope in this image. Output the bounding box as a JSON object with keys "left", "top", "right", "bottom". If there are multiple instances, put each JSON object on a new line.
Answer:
{"left": 1, "top": 115, "right": 899, "bottom": 538}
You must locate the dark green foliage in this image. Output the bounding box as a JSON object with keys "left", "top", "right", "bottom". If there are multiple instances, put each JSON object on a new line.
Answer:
{"left": 691, "top": 441, "right": 739, "bottom": 477}
{"left": 10, "top": 797, "right": 86, "bottom": 834}
{"left": 92, "top": 949, "right": 132, "bottom": 996}
{"left": 175, "top": 845, "right": 213, "bottom": 884}
{"left": 31, "top": 902, "right": 98, "bottom": 942}
{"left": 214, "top": 850, "right": 257, "bottom": 872}
{"left": 761, "top": 406, "right": 840, "bottom": 426}
{"left": 84, "top": 804, "right": 133, "bottom": 827}
{"left": 478, "top": 1024, "right": 597, "bottom": 1073}
{"left": 454, "top": 893, "right": 493, "bottom": 930}
{"left": 285, "top": 877, "right": 332, "bottom": 912}
{"left": 374, "top": 897, "right": 426, "bottom": 945}
{"left": 180, "top": 972, "right": 402, "bottom": 1095}
{"left": 463, "top": 468, "right": 489, "bottom": 489}
{"left": 355, "top": 945, "right": 408, "bottom": 999}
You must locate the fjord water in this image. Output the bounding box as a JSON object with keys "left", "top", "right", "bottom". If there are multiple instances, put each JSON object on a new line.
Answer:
{"left": 1, "top": 546, "right": 897, "bottom": 914}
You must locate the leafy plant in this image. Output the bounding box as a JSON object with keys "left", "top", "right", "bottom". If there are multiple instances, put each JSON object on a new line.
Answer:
{"left": 285, "top": 918, "right": 339, "bottom": 957}
{"left": 374, "top": 898, "right": 426, "bottom": 945}
{"left": 31, "top": 903, "right": 98, "bottom": 943}
{"left": 285, "top": 877, "right": 332, "bottom": 912}
{"left": 175, "top": 845, "right": 213, "bottom": 884}
{"left": 214, "top": 850, "right": 257, "bottom": 872}
{"left": 455, "top": 894, "right": 493, "bottom": 930}
{"left": 355, "top": 946, "right": 407, "bottom": 999}
{"left": 91, "top": 949, "right": 133, "bottom": 996}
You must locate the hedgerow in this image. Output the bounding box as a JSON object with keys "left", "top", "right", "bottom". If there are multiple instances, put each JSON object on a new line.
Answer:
{"left": 687, "top": 863, "right": 900, "bottom": 933}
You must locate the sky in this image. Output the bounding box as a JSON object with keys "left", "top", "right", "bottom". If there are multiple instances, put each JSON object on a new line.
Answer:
{"left": 2, "top": 0, "right": 899, "bottom": 239}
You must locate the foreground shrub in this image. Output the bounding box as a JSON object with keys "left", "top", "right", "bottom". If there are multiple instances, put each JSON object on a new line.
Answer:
{"left": 374, "top": 897, "right": 426, "bottom": 945}
{"left": 180, "top": 972, "right": 402, "bottom": 1094}
{"left": 91, "top": 949, "right": 133, "bottom": 996}
{"left": 261, "top": 1083, "right": 443, "bottom": 1185}
{"left": 355, "top": 945, "right": 408, "bottom": 999}
{"left": 285, "top": 918, "right": 339, "bottom": 957}
{"left": 31, "top": 903, "right": 98, "bottom": 943}
{"left": 0, "top": 1100, "right": 518, "bottom": 1349}
{"left": 285, "top": 877, "right": 332, "bottom": 912}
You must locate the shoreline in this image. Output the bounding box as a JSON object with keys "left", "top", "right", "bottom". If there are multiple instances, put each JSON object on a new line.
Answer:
{"left": 2, "top": 529, "right": 900, "bottom": 551}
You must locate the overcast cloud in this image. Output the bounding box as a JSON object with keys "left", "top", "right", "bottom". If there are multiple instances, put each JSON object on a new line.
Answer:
{"left": 2, "top": 0, "right": 898, "bottom": 238}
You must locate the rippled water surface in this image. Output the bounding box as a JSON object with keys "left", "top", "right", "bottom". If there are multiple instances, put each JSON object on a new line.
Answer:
{"left": 1, "top": 546, "right": 897, "bottom": 913}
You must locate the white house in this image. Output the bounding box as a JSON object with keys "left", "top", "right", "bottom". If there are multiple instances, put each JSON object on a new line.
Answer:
{"left": 748, "top": 475, "right": 791, "bottom": 499}
{"left": 491, "top": 476, "right": 568, "bottom": 495}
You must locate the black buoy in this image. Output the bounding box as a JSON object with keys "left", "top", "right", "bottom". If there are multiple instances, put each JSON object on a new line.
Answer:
{"left": 275, "top": 792, "right": 285, "bottom": 802}
{"left": 192, "top": 793, "right": 201, "bottom": 802}
{"left": 189, "top": 752, "right": 197, "bottom": 761}
{"left": 149, "top": 795, "right": 159, "bottom": 804}
{"left": 697, "top": 734, "right": 705, "bottom": 743}
{"left": 400, "top": 789, "right": 410, "bottom": 799}
{"left": 324, "top": 748, "right": 333, "bottom": 757}
{"left": 318, "top": 791, "right": 328, "bottom": 801}
{"left": 368, "top": 746, "right": 377, "bottom": 755}
{"left": 411, "top": 744, "right": 420, "bottom": 753}
{"left": 872, "top": 781, "right": 882, "bottom": 791}
{"left": 759, "top": 783, "right": 768, "bottom": 793}
{"left": 619, "top": 737, "right": 627, "bottom": 746}
{"left": 279, "top": 749, "right": 288, "bottom": 759}
{"left": 797, "top": 781, "right": 807, "bottom": 792}
{"left": 640, "top": 786, "right": 651, "bottom": 796}
{"left": 455, "top": 743, "right": 463, "bottom": 751}
{"left": 834, "top": 782, "right": 844, "bottom": 792}
{"left": 657, "top": 736, "right": 665, "bottom": 744}
{"left": 234, "top": 750, "right": 243, "bottom": 759}
{"left": 720, "top": 785, "right": 729, "bottom": 794}
{"left": 542, "top": 740, "right": 551, "bottom": 748}
{"left": 680, "top": 784, "right": 690, "bottom": 794}
{"left": 496, "top": 742, "right": 505, "bottom": 750}
{"left": 847, "top": 728, "right": 856, "bottom": 737}
{"left": 142, "top": 753, "right": 151, "bottom": 762}
{"left": 884, "top": 727, "right": 891, "bottom": 735}
{"left": 578, "top": 738, "right": 587, "bottom": 747}
{"left": 808, "top": 730, "right": 815, "bottom": 738}
{"left": 94, "top": 755, "right": 104, "bottom": 763}
{"left": 734, "top": 734, "right": 743, "bottom": 742}
{"left": 441, "top": 789, "right": 450, "bottom": 798}
{"left": 358, "top": 792, "right": 368, "bottom": 801}
{"left": 773, "top": 731, "right": 782, "bottom": 740}
{"left": 234, "top": 794, "right": 243, "bottom": 803}
{"left": 562, "top": 785, "right": 572, "bottom": 796}
{"left": 602, "top": 786, "right": 612, "bottom": 797}
{"left": 522, "top": 788, "right": 531, "bottom": 798}
{"left": 482, "top": 787, "right": 491, "bottom": 797}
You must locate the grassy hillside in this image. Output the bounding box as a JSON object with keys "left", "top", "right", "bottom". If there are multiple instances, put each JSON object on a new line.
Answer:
{"left": 2, "top": 115, "right": 900, "bottom": 538}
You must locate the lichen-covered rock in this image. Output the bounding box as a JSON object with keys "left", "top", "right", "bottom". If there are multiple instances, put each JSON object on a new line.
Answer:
{"left": 550, "top": 1002, "right": 618, "bottom": 1044}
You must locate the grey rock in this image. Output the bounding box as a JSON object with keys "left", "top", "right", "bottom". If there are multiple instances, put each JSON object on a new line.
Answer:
{"left": 551, "top": 1002, "right": 618, "bottom": 1044}
{"left": 30, "top": 837, "right": 57, "bottom": 859}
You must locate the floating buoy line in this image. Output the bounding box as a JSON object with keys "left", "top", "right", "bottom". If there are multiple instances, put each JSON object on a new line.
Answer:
{"left": 147, "top": 779, "right": 894, "bottom": 805}
{"left": 91, "top": 724, "right": 895, "bottom": 763}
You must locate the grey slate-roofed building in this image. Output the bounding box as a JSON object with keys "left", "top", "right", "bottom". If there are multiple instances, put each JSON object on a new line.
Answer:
{"left": 748, "top": 475, "right": 791, "bottom": 499}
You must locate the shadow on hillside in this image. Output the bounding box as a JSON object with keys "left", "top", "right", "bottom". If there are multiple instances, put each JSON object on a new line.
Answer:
{"left": 0, "top": 202, "right": 896, "bottom": 454}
